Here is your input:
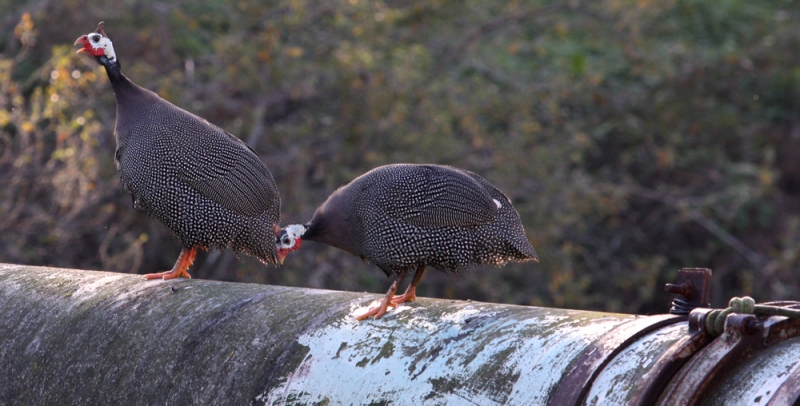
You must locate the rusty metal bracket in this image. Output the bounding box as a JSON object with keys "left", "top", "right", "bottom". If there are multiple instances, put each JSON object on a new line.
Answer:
{"left": 548, "top": 314, "right": 685, "bottom": 406}
{"left": 657, "top": 304, "right": 800, "bottom": 405}
{"left": 627, "top": 317, "right": 714, "bottom": 405}
{"left": 665, "top": 268, "right": 712, "bottom": 315}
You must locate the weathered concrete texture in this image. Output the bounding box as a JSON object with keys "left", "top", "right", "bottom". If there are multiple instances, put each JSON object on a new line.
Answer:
{"left": 0, "top": 264, "right": 652, "bottom": 405}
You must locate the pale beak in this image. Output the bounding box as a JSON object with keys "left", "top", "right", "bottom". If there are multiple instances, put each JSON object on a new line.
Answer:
{"left": 74, "top": 36, "right": 88, "bottom": 53}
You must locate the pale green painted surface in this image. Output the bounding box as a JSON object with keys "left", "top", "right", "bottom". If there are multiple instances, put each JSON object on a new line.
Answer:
{"left": 0, "top": 264, "right": 647, "bottom": 405}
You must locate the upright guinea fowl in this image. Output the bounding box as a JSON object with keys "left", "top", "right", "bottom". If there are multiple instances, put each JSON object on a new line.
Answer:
{"left": 277, "top": 164, "right": 538, "bottom": 320}
{"left": 75, "top": 22, "right": 283, "bottom": 279}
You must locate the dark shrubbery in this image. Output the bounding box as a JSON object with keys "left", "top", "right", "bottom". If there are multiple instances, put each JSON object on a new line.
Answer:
{"left": 2, "top": 0, "right": 799, "bottom": 314}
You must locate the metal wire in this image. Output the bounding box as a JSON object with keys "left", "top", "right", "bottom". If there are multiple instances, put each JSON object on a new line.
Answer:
{"left": 703, "top": 296, "right": 800, "bottom": 336}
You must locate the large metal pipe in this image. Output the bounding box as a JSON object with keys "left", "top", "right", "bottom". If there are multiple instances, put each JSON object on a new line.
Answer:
{"left": 0, "top": 264, "right": 798, "bottom": 405}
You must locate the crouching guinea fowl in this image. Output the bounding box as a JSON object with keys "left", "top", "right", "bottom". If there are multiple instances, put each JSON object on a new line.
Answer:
{"left": 277, "top": 164, "right": 538, "bottom": 320}
{"left": 75, "top": 22, "right": 283, "bottom": 279}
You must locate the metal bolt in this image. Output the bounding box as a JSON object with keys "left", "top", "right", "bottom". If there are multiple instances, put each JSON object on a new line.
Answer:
{"left": 665, "top": 281, "right": 694, "bottom": 300}
{"left": 743, "top": 317, "right": 762, "bottom": 335}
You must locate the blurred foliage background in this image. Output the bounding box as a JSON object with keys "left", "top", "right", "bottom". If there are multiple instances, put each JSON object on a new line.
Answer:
{"left": 1, "top": 0, "right": 799, "bottom": 314}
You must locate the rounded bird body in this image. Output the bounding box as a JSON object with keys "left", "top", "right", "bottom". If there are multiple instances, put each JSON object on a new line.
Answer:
{"left": 279, "top": 164, "right": 538, "bottom": 319}
{"left": 114, "top": 89, "right": 280, "bottom": 264}
{"left": 76, "top": 23, "right": 282, "bottom": 279}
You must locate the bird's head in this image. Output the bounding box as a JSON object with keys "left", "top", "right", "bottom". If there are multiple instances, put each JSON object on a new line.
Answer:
{"left": 275, "top": 224, "right": 306, "bottom": 264}
{"left": 74, "top": 22, "right": 118, "bottom": 67}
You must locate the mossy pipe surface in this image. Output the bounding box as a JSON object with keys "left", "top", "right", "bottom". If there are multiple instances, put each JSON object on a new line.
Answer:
{"left": 0, "top": 264, "right": 682, "bottom": 405}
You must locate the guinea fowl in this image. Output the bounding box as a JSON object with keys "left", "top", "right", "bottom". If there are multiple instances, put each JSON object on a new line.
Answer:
{"left": 75, "top": 22, "right": 284, "bottom": 280}
{"left": 277, "top": 164, "right": 538, "bottom": 320}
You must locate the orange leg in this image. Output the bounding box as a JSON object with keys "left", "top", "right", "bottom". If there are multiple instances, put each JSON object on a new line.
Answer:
{"left": 390, "top": 265, "right": 426, "bottom": 306}
{"left": 356, "top": 268, "right": 409, "bottom": 321}
{"left": 143, "top": 247, "right": 197, "bottom": 280}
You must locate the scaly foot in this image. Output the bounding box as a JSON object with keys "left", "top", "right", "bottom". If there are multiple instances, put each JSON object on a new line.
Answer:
{"left": 143, "top": 246, "right": 196, "bottom": 280}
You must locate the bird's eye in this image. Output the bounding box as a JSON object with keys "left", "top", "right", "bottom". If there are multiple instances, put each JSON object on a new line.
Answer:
{"left": 281, "top": 236, "right": 291, "bottom": 246}
{"left": 90, "top": 35, "right": 100, "bottom": 43}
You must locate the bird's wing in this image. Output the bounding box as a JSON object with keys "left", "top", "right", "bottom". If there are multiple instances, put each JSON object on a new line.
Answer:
{"left": 380, "top": 165, "right": 498, "bottom": 228}
{"left": 177, "top": 124, "right": 280, "bottom": 218}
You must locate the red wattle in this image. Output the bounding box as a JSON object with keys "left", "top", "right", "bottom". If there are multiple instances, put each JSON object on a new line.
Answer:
{"left": 87, "top": 44, "right": 105, "bottom": 57}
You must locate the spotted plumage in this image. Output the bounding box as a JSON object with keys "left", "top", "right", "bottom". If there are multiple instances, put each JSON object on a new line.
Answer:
{"left": 76, "top": 22, "right": 281, "bottom": 279}
{"left": 279, "top": 164, "right": 538, "bottom": 319}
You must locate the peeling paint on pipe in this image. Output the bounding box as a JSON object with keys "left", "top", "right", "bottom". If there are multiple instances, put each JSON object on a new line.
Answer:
{"left": 1, "top": 264, "right": 799, "bottom": 405}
